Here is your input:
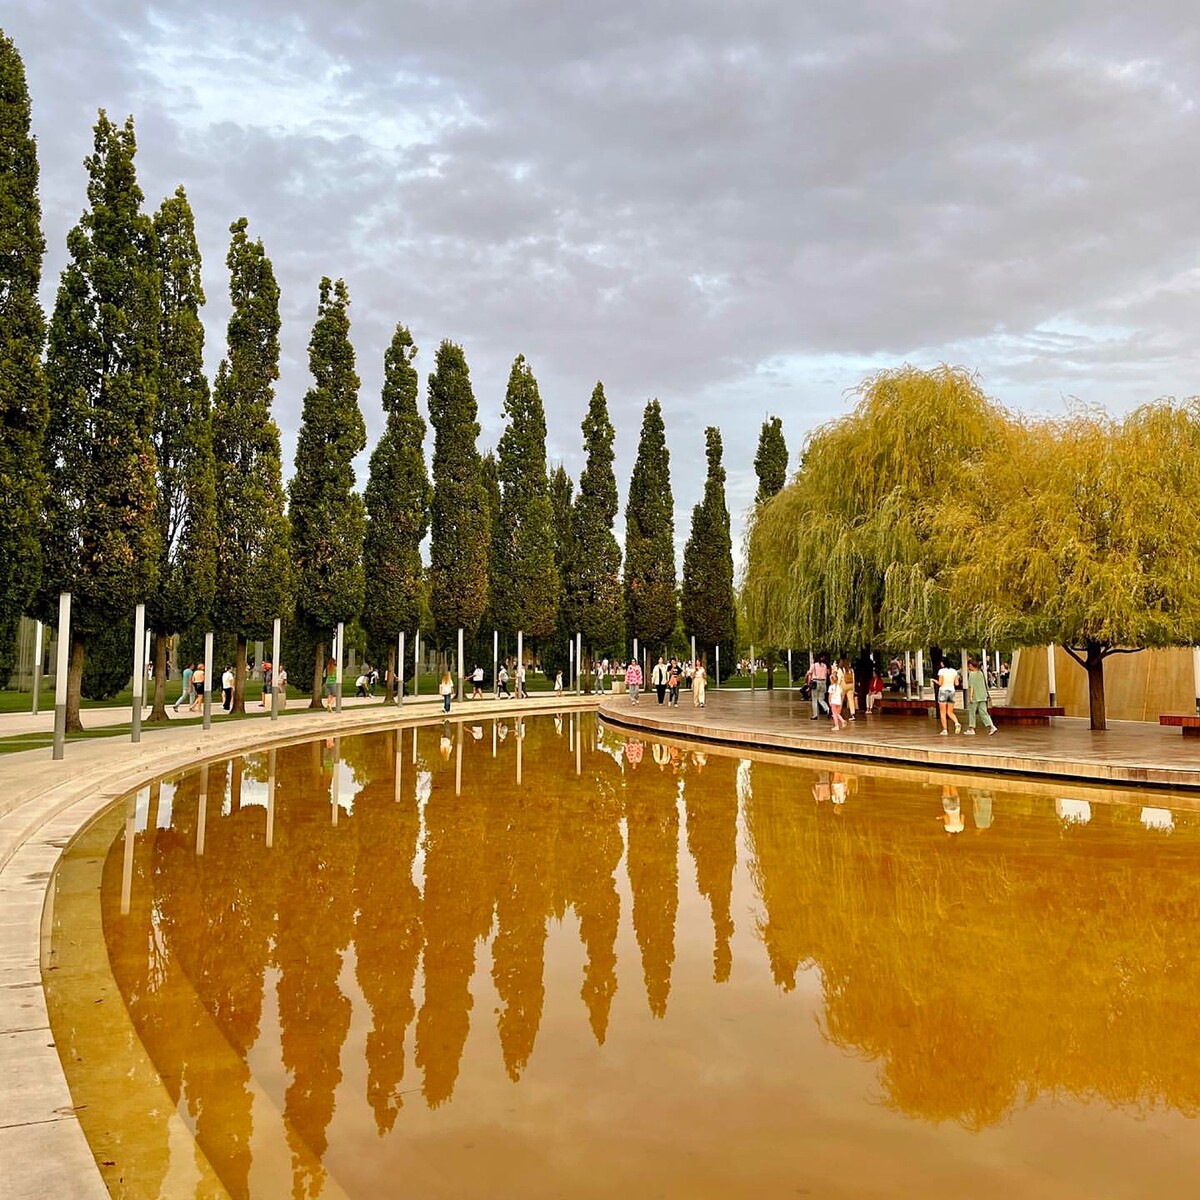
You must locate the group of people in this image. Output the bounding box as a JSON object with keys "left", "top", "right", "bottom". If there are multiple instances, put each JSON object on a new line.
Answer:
{"left": 170, "top": 660, "right": 290, "bottom": 714}
{"left": 803, "top": 655, "right": 861, "bottom": 729}
{"left": 643, "top": 656, "right": 707, "bottom": 708}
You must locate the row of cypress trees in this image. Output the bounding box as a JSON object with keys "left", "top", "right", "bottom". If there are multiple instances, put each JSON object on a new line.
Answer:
{"left": 0, "top": 29, "right": 765, "bottom": 726}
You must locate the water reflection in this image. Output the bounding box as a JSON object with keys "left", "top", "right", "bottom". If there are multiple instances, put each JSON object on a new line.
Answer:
{"left": 50, "top": 715, "right": 1200, "bottom": 1199}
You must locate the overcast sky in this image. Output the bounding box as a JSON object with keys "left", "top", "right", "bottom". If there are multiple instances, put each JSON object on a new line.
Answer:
{"left": 8, "top": 1, "right": 1200, "bottom": 557}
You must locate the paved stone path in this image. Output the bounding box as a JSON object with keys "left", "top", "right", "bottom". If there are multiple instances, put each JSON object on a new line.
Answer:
{"left": 598, "top": 688, "right": 1200, "bottom": 792}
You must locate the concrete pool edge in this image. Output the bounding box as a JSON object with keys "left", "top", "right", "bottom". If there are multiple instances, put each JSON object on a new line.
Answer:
{"left": 0, "top": 695, "right": 598, "bottom": 1200}
{"left": 597, "top": 694, "right": 1200, "bottom": 792}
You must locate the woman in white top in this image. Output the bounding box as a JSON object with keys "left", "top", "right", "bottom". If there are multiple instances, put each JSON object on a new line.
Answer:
{"left": 828, "top": 664, "right": 846, "bottom": 730}
{"left": 936, "top": 661, "right": 962, "bottom": 735}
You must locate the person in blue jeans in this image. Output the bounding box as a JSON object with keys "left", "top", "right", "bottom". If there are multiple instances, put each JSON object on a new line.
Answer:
{"left": 439, "top": 670, "right": 453, "bottom": 713}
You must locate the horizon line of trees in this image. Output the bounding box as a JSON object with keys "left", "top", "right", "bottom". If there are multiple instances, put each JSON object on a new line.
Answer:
{"left": 0, "top": 31, "right": 745, "bottom": 729}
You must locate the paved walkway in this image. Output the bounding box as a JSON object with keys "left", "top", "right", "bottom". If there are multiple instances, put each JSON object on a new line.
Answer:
{"left": 598, "top": 689, "right": 1200, "bottom": 792}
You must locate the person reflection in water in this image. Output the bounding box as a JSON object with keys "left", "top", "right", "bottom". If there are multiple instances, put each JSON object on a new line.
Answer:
{"left": 831, "top": 771, "right": 850, "bottom": 811}
{"left": 625, "top": 739, "right": 644, "bottom": 768}
{"left": 439, "top": 723, "right": 452, "bottom": 760}
{"left": 812, "top": 771, "right": 831, "bottom": 804}
{"left": 971, "top": 789, "right": 994, "bottom": 832}
{"left": 941, "top": 784, "right": 965, "bottom": 833}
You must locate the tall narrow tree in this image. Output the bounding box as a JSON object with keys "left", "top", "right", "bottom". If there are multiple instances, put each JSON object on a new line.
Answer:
{"left": 146, "top": 186, "right": 216, "bottom": 720}
{"left": 361, "top": 323, "right": 430, "bottom": 700}
{"left": 0, "top": 31, "right": 48, "bottom": 682}
{"left": 211, "top": 218, "right": 291, "bottom": 711}
{"left": 492, "top": 354, "right": 558, "bottom": 641}
{"left": 753, "top": 415, "right": 788, "bottom": 685}
{"left": 548, "top": 464, "right": 577, "bottom": 675}
{"left": 754, "top": 416, "right": 788, "bottom": 503}
{"left": 41, "top": 111, "right": 160, "bottom": 731}
{"left": 624, "top": 400, "right": 677, "bottom": 653}
{"left": 570, "top": 382, "right": 624, "bottom": 658}
{"left": 480, "top": 449, "right": 502, "bottom": 650}
{"left": 290, "top": 278, "right": 367, "bottom": 707}
{"left": 428, "top": 341, "right": 490, "bottom": 649}
{"left": 682, "top": 427, "right": 736, "bottom": 660}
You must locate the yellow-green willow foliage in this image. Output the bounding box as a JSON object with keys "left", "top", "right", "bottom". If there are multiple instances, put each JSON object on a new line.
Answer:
{"left": 937, "top": 401, "right": 1200, "bottom": 728}
{"left": 744, "top": 365, "right": 1007, "bottom": 652}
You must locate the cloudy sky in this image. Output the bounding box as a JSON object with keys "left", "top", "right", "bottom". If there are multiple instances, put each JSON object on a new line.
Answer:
{"left": 8, "top": 1, "right": 1200, "bottom": 555}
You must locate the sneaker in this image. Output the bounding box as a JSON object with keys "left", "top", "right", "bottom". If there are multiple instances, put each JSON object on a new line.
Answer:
{"left": 964, "top": 729, "right": 976, "bottom": 735}
{"left": 955, "top": 725, "right": 962, "bottom": 734}
{"left": 939, "top": 729, "right": 948, "bottom": 736}
{"left": 988, "top": 725, "right": 998, "bottom": 735}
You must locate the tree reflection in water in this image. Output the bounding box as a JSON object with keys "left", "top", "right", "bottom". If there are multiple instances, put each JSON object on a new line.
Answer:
{"left": 74, "top": 713, "right": 1200, "bottom": 1198}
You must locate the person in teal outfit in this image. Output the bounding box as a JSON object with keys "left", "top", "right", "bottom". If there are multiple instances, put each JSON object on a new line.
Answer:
{"left": 964, "top": 657, "right": 997, "bottom": 735}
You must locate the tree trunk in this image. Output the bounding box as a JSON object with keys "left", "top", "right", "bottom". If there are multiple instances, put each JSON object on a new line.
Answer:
{"left": 765, "top": 649, "right": 775, "bottom": 691}
{"left": 65, "top": 634, "right": 85, "bottom": 733}
{"left": 147, "top": 630, "right": 169, "bottom": 722}
{"left": 311, "top": 639, "right": 326, "bottom": 710}
{"left": 386, "top": 644, "right": 396, "bottom": 703}
{"left": 231, "top": 636, "right": 249, "bottom": 715}
{"left": 1085, "top": 640, "right": 1106, "bottom": 731}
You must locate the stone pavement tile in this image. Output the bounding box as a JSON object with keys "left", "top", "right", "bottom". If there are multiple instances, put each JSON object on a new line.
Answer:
{"left": 0, "top": 1117, "right": 109, "bottom": 1200}
{"left": 0, "top": 964, "right": 47, "bottom": 1035}
{"left": 0, "top": 1028, "right": 77, "bottom": 1127}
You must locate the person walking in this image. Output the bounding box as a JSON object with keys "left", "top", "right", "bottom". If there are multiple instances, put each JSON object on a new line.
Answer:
{"left": 275, "top": 663, "right": 288, "bottom": 711}
{"left": 472, "top": 664, "right": 485, "bottom": 699}
{"left": 842, "top": 659, "right": 857, "bottom": 720}
{"left": 221, "top": 665, "right": 235, "bottom": 712}
{"left": 936, "top": 659, "right": 963, "bottom": 735}
{"left": 828, "top": 665, "right": 846, "bottom": 730}
{"left": 516, "top": 661, "right": 528, "bottom": 699}
{"left": 553, "top": 669, "right": 563, "bottom": 696}
{"left": 188, "top": 663, "right": 206, "bottom": 712}
{"left": 964, "top": 657, "right": 998, "bottom": 735}
{"left": 439, "top": 670, "right": 453, "bottom": 713}
{"left": 174, "top": 663, "right": 194, "bottom": 712}
{"left": 652, "top": 656, "right": 669, "bottom": 705}
{"left": 667, "top": 659, "right": 682, "bottom": 706}
{"left": 260, "top": 661, "right": 272, "bottom": 708}
{"left": 626, "top": 657, "right": 643, "bottom": 704}
{"left": 806, "top": 656, "right": 830, "bottom": 719}
{"left": 497, "top": 663, "right": 510, "bottom": 698}
{"left": 323, "top": 656, "right": 337, "bottom": 712}
{"left": 693, "top": 659, "right": 707, "bottom": 708}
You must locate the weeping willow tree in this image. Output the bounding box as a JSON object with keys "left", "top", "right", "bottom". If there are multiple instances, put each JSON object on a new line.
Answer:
{"left": 936, "top": 402, "right": 1200, "bottom": 730}
{"left": 744, "top": 365, "right": 1007, "bottom": 656}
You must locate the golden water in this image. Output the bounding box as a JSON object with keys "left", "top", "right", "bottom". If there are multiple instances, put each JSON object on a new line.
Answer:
{"left": 43, "top": 714, "right": 1200, "bottom": 1198}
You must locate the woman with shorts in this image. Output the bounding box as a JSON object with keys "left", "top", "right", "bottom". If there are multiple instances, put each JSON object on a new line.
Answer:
{"left": 936, "top": 660, "right": 962, "bottom": 735}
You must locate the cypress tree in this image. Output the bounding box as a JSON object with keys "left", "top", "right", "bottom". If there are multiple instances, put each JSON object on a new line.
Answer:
{"left": 290, "top": 278, "right": 367, "bottom": 706}
{"left": 361, "top": 323, "right": 430, "bottom": 699}
{"left": 146, "top": 186, "right": 216, "bottom": 720}
{"left": 0, "top": 31, "right": 48, "bottom": 682}
{"left": 480, "top": 449, "right": 502, "bottom": 648}
{"left": 571, "top": 382, "right": 624, "bottom": 657}
{"left": 211, "top": 218, "right": 291, "bottom": 711}
{"left": 492, "top": 354, "right": 558, "bottom": 640}
{"left": 548, "top": 464, "right": 577, "bottom": 675}
{"left": 41, "top": 111, "right": 161, "bottom": 731}
{"left": 624, "top": 400, "right": 677, "bottom": 652}
{"left": 682, "top": 427, "right": 737, "bottom": 658}
{"left": 754, "top": 416, "right": 788, "bottom": 503}
{"left": 428, "top": 340, "right": 490, "bottom": 647}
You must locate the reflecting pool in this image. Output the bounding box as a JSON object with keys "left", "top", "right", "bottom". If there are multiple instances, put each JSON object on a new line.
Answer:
{"left": 44, "top": 714, "right": 1200, "bottom": 1198}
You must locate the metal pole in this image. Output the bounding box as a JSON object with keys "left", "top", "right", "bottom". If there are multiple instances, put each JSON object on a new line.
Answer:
{"left": 131, "top": 603, "right": 145, "bottom": 742}
{"left": 1193, "top": 647, "right": 1200, "bottom": 716}
{"left": 271, "top": 616, "right": 281, "bottom": 722}
{"left": 633, "top": 637, "right": 639, "bottom": 671}
{"left": 335, "top": 622, "right": 344, "bottom": 712}
{"left": 398, "top": 632, "right": 406, "bottom": 704}
{"left": 691, "top": 635, "right": 696, "bottom": 666}
{"left": 904, "top": 651, "right": 912, "bottom": 699}
{"left": 916, "top": 650, "right": 925, "bottom": 696}
{"left": 266, "top": 748, "right": 276, "bottom": 849}
{"left": 492, "top": 629, "right": 498, "bottom": 698}
{"left": 457, "top": 627, "right": 465, "bottom": 701}
{"left": 32, "top": 620, "right": 43, "bottom": 715}
{"left": 203, "top": 631, "right": 213, "bottom": 731}
{"left": 788, "top": 648, "right": 793, "bottom": 689}
{"left": 455, "top": 725, "right": 462, "bottom": 797}
{"left": 53, "top": 594, "right": 71, "bottom": 760}
{"left": 1047, "top": 643, "right": 1057, "bottom": 708}
{"left": 961, "top": 648, "right": 969, "bottom": 712}
{"left": 196, "top": 764, "right": 208, "bottom": 855}
{"left": 414, "top": 631, "right": 421, "bottom": 698}
{"left": 569, "top": 639, "right": 575, "bottom": 695}
{"left": 517, "top": 718, "right": 523, "bottom": 784}
{"left": 331, "top": 736, "right": 341, "bottom": 825}
{"left": 576, "top": 633, "right": 582, "bottom": 695}
{"left": 516, "top": 630, "right": 524, "bottom": 699}
{"left": 750, "top": 644, "right": 755, "bottom": 692}
{"left": 716, "top": 644, "right": 720, "bottom": 688}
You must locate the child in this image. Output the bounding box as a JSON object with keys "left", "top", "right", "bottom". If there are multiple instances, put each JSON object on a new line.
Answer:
{"left": 439, "top": 670, "right": 453, "bottom": 714}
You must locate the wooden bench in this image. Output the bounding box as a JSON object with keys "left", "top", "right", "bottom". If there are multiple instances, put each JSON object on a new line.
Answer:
{"left": 989, "top": 706, "right": 1065, "bottom": 726}
{"left": 877, "top": 697, "right": 936, "bottom": 717}
{"left": 1159, "top": 714, "right": 1200, "bottom": 737}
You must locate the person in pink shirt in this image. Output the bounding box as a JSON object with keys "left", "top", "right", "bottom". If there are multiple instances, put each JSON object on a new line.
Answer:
{"left": 625, "top": 658, "right": 643, "bottom": 704}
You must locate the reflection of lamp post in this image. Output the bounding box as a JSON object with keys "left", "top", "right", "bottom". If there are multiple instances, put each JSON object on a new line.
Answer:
{"left": 1047, "top": 643, "right": 1057, "bottom": 708}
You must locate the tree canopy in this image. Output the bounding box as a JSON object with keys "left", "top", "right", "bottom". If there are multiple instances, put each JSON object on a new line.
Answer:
{"left": 624, "top": 400, "right": 677, "bottom": 649}
{"left": 41, "top": 111, "right": 161, "bottom": 730}
{"left": 0, "top": 30, "right": 48, "bottom": 682}
{"left": 753, "top": 416, "right": 788, "bottom": 504}
{"left": 428, "top": 340, "right": 490, "bottom": 643}
{"left": 361, "top": 323, "right": 430, "bottom": 681}
{"left": 492, "top": 354, "right": 558, "bottom": 639}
